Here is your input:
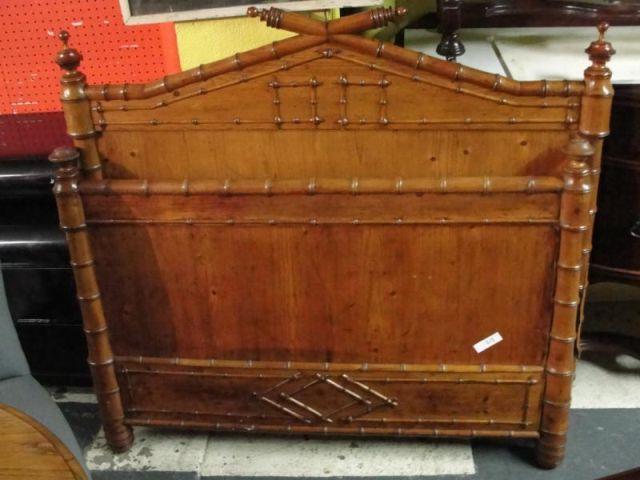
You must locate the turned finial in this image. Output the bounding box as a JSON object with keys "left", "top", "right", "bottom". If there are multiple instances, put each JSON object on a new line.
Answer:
{"left": 49, "top": 146, "right": 80, "bottom": 176}
{"left": 597, "top": 21, "right": 608, "bottom": 42}
{"left": 369, "top": 6, "right": 407, "bottom": 28}
{"left": 247, "top": 6, "right": 283, "bottom": 28}
{"left": 563, "top": 134, "right": 594, "bottom": 159}
{"left": 585, "top": 21, "right": 615, "bottom": 68}
{"left": 55, "top": 30, "right": 83, "bottom": 72}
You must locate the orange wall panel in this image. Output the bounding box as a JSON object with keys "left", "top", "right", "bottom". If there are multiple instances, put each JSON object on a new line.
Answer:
{"left": 0, "top": 0, "right": 179, "bottom": 114}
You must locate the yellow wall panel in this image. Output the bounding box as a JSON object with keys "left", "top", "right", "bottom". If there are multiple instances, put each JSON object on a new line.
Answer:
{"left": 175, "top": 17, "right": 294, "bottom": 69}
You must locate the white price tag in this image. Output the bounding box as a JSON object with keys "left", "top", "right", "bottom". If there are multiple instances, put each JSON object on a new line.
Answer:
{"left": 473, "top": 332, "right": 503, "bottom": 353}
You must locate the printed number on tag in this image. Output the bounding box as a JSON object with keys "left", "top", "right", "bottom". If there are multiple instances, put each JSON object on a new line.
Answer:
{"left": 473, "top": 332, "right": 503, "bottom": 353}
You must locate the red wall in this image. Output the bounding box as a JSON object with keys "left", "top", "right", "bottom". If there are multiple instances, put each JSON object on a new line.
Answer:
{"left": 0, "top": 0, "right": 179, "bottom": 114}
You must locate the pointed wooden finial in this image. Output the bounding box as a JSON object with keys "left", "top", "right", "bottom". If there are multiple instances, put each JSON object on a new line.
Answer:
{"left": 585, "top": 21, "right": 615, "bottom": 68}
{"left": 55, "top": 30, "right": 83, "bottom": 72}
{"left": 49, "top": 146, "right": 80, "bottom": 170}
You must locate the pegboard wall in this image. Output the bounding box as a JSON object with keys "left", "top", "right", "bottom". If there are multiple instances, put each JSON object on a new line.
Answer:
{"left": 0, "top": 0, "right": 179, "bottom": 114}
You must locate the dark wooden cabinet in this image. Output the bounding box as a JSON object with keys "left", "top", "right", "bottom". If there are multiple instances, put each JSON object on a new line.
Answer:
{"left": 591, "top": 84, "right": 640, "bottom": 284}
{"left": 0, "top": 114, "right": 89, "bottom": 385}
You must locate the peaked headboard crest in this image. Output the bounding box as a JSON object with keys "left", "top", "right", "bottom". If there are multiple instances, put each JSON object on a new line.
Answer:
{"left": 55, "top": 7, "right": 589, "bottom": 103}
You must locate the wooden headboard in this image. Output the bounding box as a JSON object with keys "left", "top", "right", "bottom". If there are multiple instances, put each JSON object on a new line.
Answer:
{"left": 50, "top": 9, "right": 614, "bottom": 467}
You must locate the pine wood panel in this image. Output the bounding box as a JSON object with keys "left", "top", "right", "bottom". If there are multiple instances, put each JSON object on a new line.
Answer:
{"left": 99, "top": 129, "right": 571, "bottom": 180}
{"left": 89, "top": 220, "right": 558, "bottom": 365}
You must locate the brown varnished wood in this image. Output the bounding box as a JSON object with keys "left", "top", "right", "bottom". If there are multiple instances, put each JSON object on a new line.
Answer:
{"left": 55, "top": 31, "right": 103, "bottom": 179}
{"left": 88, "top": 222, "right": 558, "bottom": 364}
{"left": 97, "top": 130, "right": 572, "bottom": 182}
{"left": 536, "top": 138, "right": 593, "bottom": 468}
{"left": 575, "top": 23, "right": 616, "bottom": 348}
{"left": 78, "top": 176, "right": 564, "bottom": 195}
{"left": 50, "top": 12, "right": 615, "bottom": 468}
{"left": 115, "top": 358, "right": 543, "bottom": 435}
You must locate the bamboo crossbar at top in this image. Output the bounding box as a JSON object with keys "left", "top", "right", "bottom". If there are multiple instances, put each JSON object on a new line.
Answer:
{"left": 79, "top": 176, "right": 564, "bottom": 196}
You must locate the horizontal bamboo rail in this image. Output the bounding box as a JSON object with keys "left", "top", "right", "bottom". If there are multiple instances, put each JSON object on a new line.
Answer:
{"left": 78, "top": 176, "right": 564, "bottom": 196}
{"left": 121, "top": 367, "right": 539, "bottom": 385}
{"left": 124, "top": 417, "right": 540, "bottom": 439}
{"left": 87, "top": 218, "right": 558, "bottom": 227}
{"left": 116, "top": 355, "right": 543, "bottom": 373}
{"left": 124, "top": 407, "right": 533, "bottom": 427}
{"left": 331, "top": 35, "right": 582, "bottom": 98}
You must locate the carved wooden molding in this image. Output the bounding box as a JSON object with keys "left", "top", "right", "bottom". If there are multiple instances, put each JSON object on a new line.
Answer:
{"left": 54, "top": 7, "right": 603, "bottom": 104}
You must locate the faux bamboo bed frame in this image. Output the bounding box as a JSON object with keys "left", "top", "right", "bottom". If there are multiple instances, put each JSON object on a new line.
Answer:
{"left": 50, "top": 8, "right": 615, "bottom": 468}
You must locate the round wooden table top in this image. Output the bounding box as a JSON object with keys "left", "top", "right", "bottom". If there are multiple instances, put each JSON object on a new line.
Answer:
{"left": 0, "top": 403, "right": 87, "bottom": 480}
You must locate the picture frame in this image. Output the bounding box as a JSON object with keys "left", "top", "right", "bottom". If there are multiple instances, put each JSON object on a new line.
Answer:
{"left": 119, "top": 0, "right": 384, "bottom": 25}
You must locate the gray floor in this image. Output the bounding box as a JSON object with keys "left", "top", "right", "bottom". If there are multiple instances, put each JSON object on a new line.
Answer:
{"left": 54, "top": 295, "right": 640, "bottom": 479}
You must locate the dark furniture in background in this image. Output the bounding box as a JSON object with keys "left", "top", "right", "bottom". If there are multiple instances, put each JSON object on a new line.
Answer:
{"left": 583, "top": 84, "right": 640, "bottom": 357}
{"left": 0, "top": 112, "right": 89, "bottom": 386}
{"left": 591, "top": 84, "right": 640, "bottom": 286}
{"left": 419, "top": 0, "right": 640, "bottom": 61}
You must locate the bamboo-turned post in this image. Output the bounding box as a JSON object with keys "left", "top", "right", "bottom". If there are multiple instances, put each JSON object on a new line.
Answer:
{"left": 576, "top": 22, "right": 615, "bottom": 345}
{"left": 55, "top": 31, "right": 103, "bottom": 180}
{"left": 536, "top": 137, "right": 593, "bottom": 469}
{"left": 49, "top": 147, "right": 133, "bottom": 452}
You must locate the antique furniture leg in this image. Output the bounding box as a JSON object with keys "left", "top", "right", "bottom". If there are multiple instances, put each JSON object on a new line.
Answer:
{"left": 536, "top": 137, "right": 593, "bottom": 468}
{"left": 49, "top": 147, "right": 133, "bottom": 452}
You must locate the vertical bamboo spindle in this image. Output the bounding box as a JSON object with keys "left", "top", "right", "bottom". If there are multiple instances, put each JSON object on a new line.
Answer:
{"left": 576, "top": 23, "right": 615, "bottom": 345}
{"left": 55, "top": 31, "right": 103, "bottom": 180}
{"left": 49, "top": 147, "right": 133, "bottom": 452}
{"left": 536, "top": 137, "right": 593, "bottom": 469}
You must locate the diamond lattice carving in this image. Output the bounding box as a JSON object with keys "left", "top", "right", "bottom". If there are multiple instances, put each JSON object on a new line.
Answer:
{"left": 256, "top": 373, "right": 398, "bottom": 424}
